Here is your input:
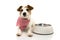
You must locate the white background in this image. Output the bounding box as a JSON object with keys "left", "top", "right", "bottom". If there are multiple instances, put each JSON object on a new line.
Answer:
{"left": 0, "top": 0, "right": 60, "bottom": 40}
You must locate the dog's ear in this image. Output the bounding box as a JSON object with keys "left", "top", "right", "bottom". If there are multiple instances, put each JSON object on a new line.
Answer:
{"left": 17, "top": 6, "right": 22, "bottom": 11}
{"left": 27, "top": 5, "right": 33, "bottom": 10}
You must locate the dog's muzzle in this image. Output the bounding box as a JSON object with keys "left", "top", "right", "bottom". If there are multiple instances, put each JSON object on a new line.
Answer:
{"left": 23, "top": 12, "right": 26, "bottom": 17}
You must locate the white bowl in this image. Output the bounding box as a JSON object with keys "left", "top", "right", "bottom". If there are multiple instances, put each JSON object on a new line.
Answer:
{"left": 32, "top": 23, "right": 53, "bottom": 35}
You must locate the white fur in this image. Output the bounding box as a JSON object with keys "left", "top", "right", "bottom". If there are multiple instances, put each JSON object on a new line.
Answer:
{"left": 20, "top": 6, "right": 31, "bottom": 19}
{"left": 16, "top": 19, "right": 35, "bottom": 35}
{"left": 16, "top": 6, "right": 34, "bottom": 36}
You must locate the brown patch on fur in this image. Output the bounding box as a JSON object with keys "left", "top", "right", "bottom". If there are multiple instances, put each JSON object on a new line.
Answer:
{"left": 17, "top": 6, "right": 23, "bottom": 11}
{"left": 25, "top": 5, "right": 33, "bottom": 15}
{"left": 28, "top": 11, "right": 31, "bottom": 15}
{"left": 27, "top": 5, "right": 33, "bottom": 10}
{"left": 17, "top": 5, "right": 33, "bottom": 15}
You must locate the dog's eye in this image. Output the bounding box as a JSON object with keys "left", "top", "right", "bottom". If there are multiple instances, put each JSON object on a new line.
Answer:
{"left": 20, "top": 9, "right": 23, "bottom": 11}
{"left": 26, "top": 9, "right": 29, "bottom": 11}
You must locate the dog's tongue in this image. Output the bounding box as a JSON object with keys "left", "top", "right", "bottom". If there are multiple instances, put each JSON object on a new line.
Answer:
{"left": 20, "top": 18, "right": 30, "bottom": 31}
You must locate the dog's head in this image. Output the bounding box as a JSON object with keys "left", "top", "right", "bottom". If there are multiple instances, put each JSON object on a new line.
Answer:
{"left": 17, "top": 5, "right": 33, "bottom": 19}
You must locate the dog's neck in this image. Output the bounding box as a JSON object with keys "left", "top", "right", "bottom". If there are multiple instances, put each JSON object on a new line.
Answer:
{"left": 19, "top": 15, "right": 31, "bottom": 20}
{"left": 19, "top": 16, "right": 31, "bottom": 20}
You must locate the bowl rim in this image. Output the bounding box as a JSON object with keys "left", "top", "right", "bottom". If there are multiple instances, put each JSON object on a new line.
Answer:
{"left": 35, "top": 23, "right": 52, "bottom": 27}
{"left": 32, "top": 31, "right": 54, "bottom": 35}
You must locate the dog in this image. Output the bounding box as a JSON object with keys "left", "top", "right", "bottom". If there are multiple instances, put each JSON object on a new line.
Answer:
{"left": 16, "top": 5, "right": 35, "bottom": 37}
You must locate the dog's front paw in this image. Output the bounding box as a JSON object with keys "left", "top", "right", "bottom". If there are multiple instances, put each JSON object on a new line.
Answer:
{"left": 28, "top": 34, "right": 33, "bottom": 37}
{"left": 16, "top": 33, "right": 21, "bottom": 37}
{"left": 27, "top": 33, "right": 33, "bottom": 37}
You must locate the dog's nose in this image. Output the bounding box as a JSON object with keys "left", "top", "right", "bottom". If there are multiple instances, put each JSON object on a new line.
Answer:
{"left": 23, "top": 12, "right": 26, "bottom": 16}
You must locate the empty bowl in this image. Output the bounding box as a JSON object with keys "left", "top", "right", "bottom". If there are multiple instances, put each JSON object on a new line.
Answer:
{"left": 32, "top": 23, "right": 54, "bottom": 35}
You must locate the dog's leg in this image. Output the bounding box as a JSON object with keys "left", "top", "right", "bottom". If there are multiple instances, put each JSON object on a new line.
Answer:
{"left": 27, "top": 25, "right": 33, "bottom": 37}
{"left": 27, "top": 20, "right": 35, "bottom": 37}
{"left": 16, "top": 26, "right": 22, "bottom": 36}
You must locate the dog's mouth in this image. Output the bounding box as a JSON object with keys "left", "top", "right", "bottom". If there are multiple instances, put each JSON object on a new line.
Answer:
{"left": 22, "top": 18, "right": 28, "bottom": 20}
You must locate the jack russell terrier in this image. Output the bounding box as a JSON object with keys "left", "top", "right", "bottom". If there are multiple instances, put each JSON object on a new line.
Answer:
{"left": 16, "top": 5, "right": 35, "bottom": 37}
